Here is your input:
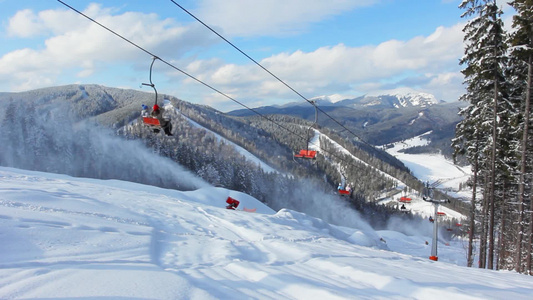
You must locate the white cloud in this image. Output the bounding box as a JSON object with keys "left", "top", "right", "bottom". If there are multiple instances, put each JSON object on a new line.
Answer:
{"left": 195, "top": 0, "right": 379, "bottom": 37}
{"left": 1, "top": 2, "right": 468, "bottom": 111}
{"left": 0, "top": 4, "right": 215, "bottom": 91}
{"left": 424, "top": 72, "right": 465, "bottom": 101}
{"left": 180, "top": 22, "right": 465, "bottom": 109}
{"left": 7, "top": 6, "right": 92, "bottom": 38}
{"left": 7, "top": 9, "right": 43, "bottom": 37}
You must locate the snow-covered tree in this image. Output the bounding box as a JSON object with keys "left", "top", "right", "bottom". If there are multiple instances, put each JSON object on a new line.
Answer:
{"left": 508, "top": 0, "right": 533, "bottom": 274}
{"left": 456, "top": 0, "right": 509, "bottom": 269}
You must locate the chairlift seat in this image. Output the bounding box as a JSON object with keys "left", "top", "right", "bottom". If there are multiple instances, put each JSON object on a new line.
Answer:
{"left": 294, "top": 150, "right": 317, "bottom": 159}
{"left": 143, "top": 117, "right": 161, "bottom": 127}
{"left": 338, "top": 189, "right": 350, "bottom": 195}
{"left": 399, "top": 197, "right": 412, "bottom": 203}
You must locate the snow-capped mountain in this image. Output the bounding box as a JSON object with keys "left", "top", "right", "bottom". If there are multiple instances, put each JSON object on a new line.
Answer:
{"left": 319, "top": 91, "right": 441, "bottom": 109}
{"left": 284, "top": 91, "right": 441, "bottom": 110}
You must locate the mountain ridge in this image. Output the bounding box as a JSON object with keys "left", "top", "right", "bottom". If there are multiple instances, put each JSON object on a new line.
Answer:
{"left": 0, "top": 84, "right": 467, "bottom": 221}
{"left": 275, "top": 91, "right": 443, "bottom": 110}
{"left": 228, "top": 95, "right": 465, "bottom": 155}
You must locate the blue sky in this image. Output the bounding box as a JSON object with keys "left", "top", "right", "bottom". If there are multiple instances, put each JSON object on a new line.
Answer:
{"left": 0, "top": 0, "right": 514, "bottom": 111}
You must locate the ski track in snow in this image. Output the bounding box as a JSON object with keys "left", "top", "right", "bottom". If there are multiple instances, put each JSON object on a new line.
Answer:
{"left": 1, "top": 167, "right": 532, "bottom": 299}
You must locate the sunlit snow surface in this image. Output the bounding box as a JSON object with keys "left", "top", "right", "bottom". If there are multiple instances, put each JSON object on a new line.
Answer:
{"left": 1, "top": 167, "right": 532, "bottom": 299}
{"left": 383, "top": 131, "right": 472, "bottom": 198}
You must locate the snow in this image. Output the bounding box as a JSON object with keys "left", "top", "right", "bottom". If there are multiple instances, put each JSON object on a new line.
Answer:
{"left": 374, "top": 132, "right": 473, "bottom": 220}
{"left": 409, "top": 112, "right": 425, "bottom": 125}
{"left": 1, "top": 166, "right": 532, "bottom": 299}
{"left": 310, "top": 129, "right": 408, "bottom": 189}
{"left": 394, "top": 92, "right": 439, "bottom": 107}
{"left": 383, "top": 132, "right": 472, "bottom": 200}
{"left": 368, "top": 88, "right": 439, "bottom": 107}
{"left": 168, "top": 102, "right": 278, "bottom": 174}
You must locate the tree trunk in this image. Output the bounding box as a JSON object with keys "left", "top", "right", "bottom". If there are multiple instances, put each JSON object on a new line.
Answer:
{"left": 488, "top": 75, "right": 499, "bottom": 270}
{"left": 524, "top": 54, "right": 532, "bottom": 274}
{"left": 517, "top": 54, "right": 532, "bottom": 273}
{"left": 526, "top": 172, "right": 533, "bottom": 275}
{"left": 479, "top": 175, "right": 490, "bottom": 268}
{"left": 497, "top": 182, "right": 507, "bottom": 270}
{"left": 468, "top": 148, "right": 479, "bottom": 268}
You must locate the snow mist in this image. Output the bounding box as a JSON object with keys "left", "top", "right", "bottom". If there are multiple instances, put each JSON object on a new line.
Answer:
{"left": 0, "top": 100, "right": 207, "bottom": 190}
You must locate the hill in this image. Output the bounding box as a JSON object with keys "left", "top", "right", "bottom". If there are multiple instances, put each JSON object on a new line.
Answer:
{"left": 1, "top": 166, "right": 532, "bottom": 299}
{"left": 228, "top": 92, "right": 466, "bottom": 157}
{"left": 1, "top": 84, "right": 439, "bottom": 225}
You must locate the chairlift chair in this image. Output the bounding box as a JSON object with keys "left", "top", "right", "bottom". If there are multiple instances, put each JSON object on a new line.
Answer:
{"left": 140, "top": 56, "right": 166, "bottom": 133}
{"left": 399, "top": 196, "right": 412, "bottom": 203}
{"left": 294, "top": 149, "right": 317, "bottom": 159}
{"left": 338, "top": 189, "right": 350, "bottom": 196}
{"left": 337, "top": 172, "right": 351, "bottom": 196}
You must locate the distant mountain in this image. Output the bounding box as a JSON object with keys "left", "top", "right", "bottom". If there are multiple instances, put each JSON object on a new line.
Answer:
{"left": 332, "top": 92, "right": 441, "bottom": 109}
{"left": 228, "top": 92, "right": 465, "bottom": 157}
{"left": 279, "top": 92, "right": 441, "bottom": 110}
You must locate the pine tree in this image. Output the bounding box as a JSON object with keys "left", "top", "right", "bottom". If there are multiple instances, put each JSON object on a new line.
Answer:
{"left": 457, "top": 0, "right": 508, "bottom": 269}
{"left": 508, "top": 0, "right": 533, "bottom": 274}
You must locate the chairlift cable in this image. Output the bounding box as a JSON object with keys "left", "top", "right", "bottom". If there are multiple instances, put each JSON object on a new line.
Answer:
{"left": 56, "top": 0, "right": 308, "bottom": 144}
{"left": 167, "top": 0, "right": 375, "bottom": 149}
{"left": 57, "top": 0, "right": 402, "bottom": 186}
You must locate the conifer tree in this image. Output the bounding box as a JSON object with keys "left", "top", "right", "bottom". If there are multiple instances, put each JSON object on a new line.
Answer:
{"left": 508, "top": 0, "right": 533, "bottom": 274}
{"left": 457, "top": 0, "right": 508, "bottom": 269}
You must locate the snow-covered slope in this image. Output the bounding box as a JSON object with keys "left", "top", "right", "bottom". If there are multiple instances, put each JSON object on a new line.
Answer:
{"left": 382, "top": 131, "right": 471, "bottom": 199}
{"left": 377, "top": 132, "right": 472, "bottom": 220}
{"left": 2, "top": 167, "right": 531, "bottom": 299}
{"left": 308, "top": 129, "right": 408, "bottom": 189}
{"left": 390, "top": 91, "right": 439, "bottom": 108}
{"left": 167, "top": 102, "right": 278, "bottom": 174}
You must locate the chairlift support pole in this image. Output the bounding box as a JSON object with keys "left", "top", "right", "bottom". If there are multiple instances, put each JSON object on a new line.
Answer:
{"left": 423, "top": 181, "right": 449, "bottom": 261}
{"left": 431, "top": 201, "right": 439, "bottom": 261}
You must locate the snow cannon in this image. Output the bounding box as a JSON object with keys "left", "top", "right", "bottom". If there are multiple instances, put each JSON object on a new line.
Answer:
{"left": 226, "top": 197, "right": 240, "bottom": 210}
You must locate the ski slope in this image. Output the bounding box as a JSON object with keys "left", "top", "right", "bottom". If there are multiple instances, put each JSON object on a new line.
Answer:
{"left": 1, "top": 167, "right": 532, "bottom": 299}
{"left": 383, "top": 131, "right": 472, "bottom": 199}
{"left": 309, "top": 129, "right": 408, "bottom": 189}
{"left": 168, "top": 103, "right": 278, "bottom": 174}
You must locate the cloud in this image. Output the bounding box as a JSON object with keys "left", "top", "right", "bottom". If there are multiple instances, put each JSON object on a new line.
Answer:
{"left": 7, "top": 9, "right": 45, "bottom": 37}
{"left": 1, "top": 2, "right": 467, "bottom": 112}
{"left": 181, "top": 22, "right": 465, "bottom": 109}
{"left": 1, "top": 4, "right": 216, "bottom": 91}
{"left": 195, "top": 0, "right": 379, "bottom": 37}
